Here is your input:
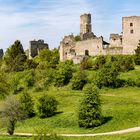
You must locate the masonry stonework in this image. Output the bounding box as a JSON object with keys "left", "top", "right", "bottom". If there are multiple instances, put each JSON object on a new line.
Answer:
{"left": 122, "top": 16, "right": 140, "bottom": 54}
{"left": 59, "top": 14, "right": 140, "bottom": 63}
{"left": 0, "top": 49, "right": 3, "bottom": 58}
{"left": 29, "top": 39, "right": 49, "bottom": 59}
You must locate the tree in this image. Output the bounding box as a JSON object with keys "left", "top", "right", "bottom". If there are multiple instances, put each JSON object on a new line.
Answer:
{"left": 78, "top": 85, "right": 102, "bottom": 128}
{"left": 37, "top": 94, "right": 58, "bottom": 118}
{"left": 135, "top": 40, "right": 140, "bottom": 65}
{"left": 4, "top": 40, "right": 27, "bottom": 72}
{"left": 1, "top": 96, "right": 26, "bottom": 135}
{"left": 20, "top": 92, "right": 35, "bottom": 118}
{"left": 71, "top": 70, "right": 87, "bottom": 90}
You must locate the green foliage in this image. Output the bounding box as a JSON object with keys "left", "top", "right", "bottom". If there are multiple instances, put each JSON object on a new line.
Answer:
{"left": 20, "top": 92, "right": 35, "bottom": 118}
{"left": 9, "top": 70, "right": 35, "bottom": 94}
{"left": 1, "top": 96, "right": 26, "bottom": 135}
{"left": 54, "top": 61, "right": 73, "bottom": 87}
{"left": 0, "top": 70, "right": 9, "bottom": 98}
{"left": 34, "top": 48, "right": 59, "bottom": 68}
{"left": 34, "top": 68, "right": 54, "bottom": 91}
{"left": 36, "top": 49, "right": 52, "bottom": 62}
{"left": 96, "top": 63, "right": 119, "bottom": 88}
{"left": 4, "top": 40, "right": 27, "bottom": 72}
{"left": 93, "top": 55, "right": 106, "bottom": 70}
{"left": 80, "top": 57, "right": 93, "bottom": 70}
{"left": 37, "top": 94, "right": 58, "bottom": 118}
{"left": 74, "top": 35, "right": 81, "bottom": 42}
{"left": 34, "top": 129, "right": 63, "bottom": 140}
{"left": 135, "top": 40, "right": 140, "bottom": 65}
{"left": 25, "top": 59, "right": 38, "bottom": 69}
{"left": 109, "top": 55, "right": 135, "bottom": 72}
{"left": 50, "top": 48, "right": 60, "bottom": 68}
{"left": 71, "top": 70, "right": 87, "bottom": 90}
{"left": 78, "top": 85, "right": 102, "bottom": 128}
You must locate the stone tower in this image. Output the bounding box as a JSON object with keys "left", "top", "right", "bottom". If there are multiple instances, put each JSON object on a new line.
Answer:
{"left": 29, "top": 39, "right": 49, "bottom": 59}
{"left": 80, "top": 13, "right": 92, "bottom": 36}
{"left": 0, "top": 49, "right": 3, "bottom": 58}
{"left": 122, "top": 16, "right": 140, "bottom": 54}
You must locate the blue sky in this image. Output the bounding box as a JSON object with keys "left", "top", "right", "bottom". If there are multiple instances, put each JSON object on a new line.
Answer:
{"left": 0, "top": 0, "right": 140, "bottom": 50}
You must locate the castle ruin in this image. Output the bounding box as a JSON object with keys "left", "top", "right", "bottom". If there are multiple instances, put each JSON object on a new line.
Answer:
{"left": 59, "top": 13, "right": 140, "bottom": 63}
{"left": 0, "top": 49, "right": 3, "bottom": 59}
{"left": 29, "top": 39, "right": 49, "bottom": 59}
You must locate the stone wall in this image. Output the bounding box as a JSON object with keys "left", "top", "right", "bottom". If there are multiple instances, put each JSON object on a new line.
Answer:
{"left": 29, "top": 40, "right": 49, "bottom": 59}
{"left": 122, "top": 16, "right": 140, "bottom": 54}
{"left": 74, "top": 37, "right": 104, "bottom": 56}
{"left": 0, "top": 49, "right": 3, "bottom": 58}
{"left": 109, "top": 34, "right": 122, "bottom": 48}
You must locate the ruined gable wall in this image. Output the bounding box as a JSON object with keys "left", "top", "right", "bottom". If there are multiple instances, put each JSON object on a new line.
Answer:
{"left": 74, "top": 37, "right": 104, "bottom": 56}
{"left": 109, "top": 34, "right": 122, "bottom": 48}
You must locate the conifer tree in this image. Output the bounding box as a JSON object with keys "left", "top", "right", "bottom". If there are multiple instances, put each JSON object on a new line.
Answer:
{"left": 78, "top": 85, "right": 102, "bottom": 128}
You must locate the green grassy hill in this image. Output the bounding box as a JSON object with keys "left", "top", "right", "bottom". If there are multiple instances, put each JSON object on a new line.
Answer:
{"left": 0, "top": 65, "right": 140, "bottom": 139}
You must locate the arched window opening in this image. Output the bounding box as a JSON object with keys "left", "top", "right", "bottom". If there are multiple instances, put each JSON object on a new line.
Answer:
{"left": 85, "top": 50, "right": 89, "bottom": 56}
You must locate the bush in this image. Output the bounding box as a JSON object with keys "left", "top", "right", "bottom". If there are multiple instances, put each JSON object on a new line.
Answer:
{"left": 37, "top": 95, "right": 58, "bottom": 118}
{"left": 80, "top": 57, "right": 93, "bottom": 70}
{"left": 93, "top": 55, "right": 106, "bottom": 70}
{"left": 71, "top": 70, "right": 87, "bottom": 90}
{"left": 96, "top": 63, "right": 119, "bottom": 88}
{"left": 0, "top": 71, "right": 9, "bottom": 98}
{"left": 9, "top": 70, "right": 35, "bottom": 94}
{"left": 125, "top": 78, "right": 136, "bottom": 87}
{"left": 78, "top": 85, "right": 102, "bottom": 128}
{"left": 54, "top": 61, "right": 73, "bottom": 87}
{"left": 34, "top": 68, "right": 54, "bottom": 91}
{"left": 34, "top": 129, "right": 63, "bottom": 140}
{"left": 20, "top": 92, "right": 35, "bottom": 118}
{"left": 135, "top": 40, "right": 140, "bottom": 65}
{"left": 109, "top": 55, "right": 135, "bottom": 72}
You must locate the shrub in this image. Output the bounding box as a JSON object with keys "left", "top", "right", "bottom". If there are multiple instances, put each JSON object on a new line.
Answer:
{"left": 109, "top": 55, "right": 135, "bottom": 72}
{"left": 71, "top": 70, "right": 87, "bottom": 90}
{"left": 37, "top": 95, "right": 58, "bottom": 118}
{"left": 135, "top": 40, "right": 140, "bottom": 65}
{"left": 34, "top": 68, "right": 54, "bottom": 91}
{"left": 80, "top": 57, "right": 93, "bottom": 70}
{"left": 0, "top": 71, "right": 9, "bottom": 98}
{"left": 96, "top": 63, "right": 119, "bottom": 88}
{"left": 54, "top": 61, "right": 73, "bottom": 87}
{"left": 34, "top": 129, "right": 63, "bottom": 140}
{"left": 78, "top": 85, "right": 102, "bottom": 128}
{"left": 93, "top": 55, "right": 106, "bottom": 70}
{"left": 20, "top": 92, "right": 35, "bottom": 118}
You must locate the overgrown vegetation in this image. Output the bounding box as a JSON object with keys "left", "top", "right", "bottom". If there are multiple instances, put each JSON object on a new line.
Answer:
{"left": 0, "top": 40, "right": 140, "bottom": 136}
{"left": 37, "top": 94, "right": 58, "bottom": 118}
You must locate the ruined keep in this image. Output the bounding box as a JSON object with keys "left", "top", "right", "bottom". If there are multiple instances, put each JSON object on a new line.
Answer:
{"left": 0, "top": 49, "right": 3, "bottom": 58}
{"left": 29, "top": 40, "right": 49, "bottom": 59}
{"left": 59, "top": 13, "right": 140, "bottom": 63}
{"left": 122, "top": 16, "right": 140, "bottom": 54}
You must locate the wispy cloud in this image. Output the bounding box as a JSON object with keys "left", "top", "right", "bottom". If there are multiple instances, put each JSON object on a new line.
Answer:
{"left": 0, "top": 0, "right": 140, "bottom": 50}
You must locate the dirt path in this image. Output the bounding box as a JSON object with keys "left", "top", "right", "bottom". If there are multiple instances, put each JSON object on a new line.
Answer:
{"left": 1, "top": 126, "right": 140, "bottom": 137}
